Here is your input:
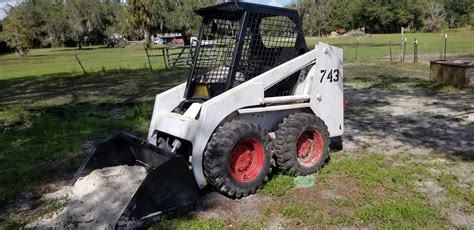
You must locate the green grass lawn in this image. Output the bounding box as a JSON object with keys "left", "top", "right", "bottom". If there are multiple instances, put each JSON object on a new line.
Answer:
{"left": 1, "top": 30, "right": 473, "bottom": 80}
{"left": 306, "top": 30, "right": 474, "bottom": 61}
{"left": 0, "top": 45, "right": 168, "bottom": 80}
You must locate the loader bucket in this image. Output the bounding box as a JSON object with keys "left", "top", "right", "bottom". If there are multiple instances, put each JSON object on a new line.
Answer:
{"left": 75, "top": 133, "right": 201, "bottom": 228}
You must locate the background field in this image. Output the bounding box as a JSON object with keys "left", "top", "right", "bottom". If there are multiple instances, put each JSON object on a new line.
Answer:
{"left": 1, "top": 30, "right": 473, "bottom": 80}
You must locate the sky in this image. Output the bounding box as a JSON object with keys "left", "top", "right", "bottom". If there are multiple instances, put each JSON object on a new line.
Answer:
{"left": 243, "top": 0, "right": 291, "bottom": 7}
{"left": 0, "top": 0, "right": 16, "bottom": 20}
{"left": 0, "top": 0, "right": 293, "bottom": 20}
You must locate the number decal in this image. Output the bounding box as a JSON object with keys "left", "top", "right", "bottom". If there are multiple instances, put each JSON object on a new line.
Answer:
{"left": 320, "top": 70, "right": 326, "bottom": 83}
{"left": 320, "top": 69, "right": 341, "bottom": 83}
{"left": 327, "top": 70, "right": 333, "bottom": 82}
{"left": 333, "top": 69, "right": 340, "bottom": 82}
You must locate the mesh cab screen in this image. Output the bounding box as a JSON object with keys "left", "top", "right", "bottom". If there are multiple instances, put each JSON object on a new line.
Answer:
{"left": 238, "top": 14, "right": 298, "bottom": 83}
{"left": 188, "top": 4, "right": 305, "bottom": 99}
{"left": 191, "top": 19, "right": 240, "bottom": 84}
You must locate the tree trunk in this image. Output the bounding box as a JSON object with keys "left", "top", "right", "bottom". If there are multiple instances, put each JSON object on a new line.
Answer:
{"left": 78, "top": 41, "right": 82, "bottom": 50}
{"left": 144, "top": 30, "right": 151, "bottom": 48}
{"left": 181, "top": 30, "right": 191, "bottom": 46}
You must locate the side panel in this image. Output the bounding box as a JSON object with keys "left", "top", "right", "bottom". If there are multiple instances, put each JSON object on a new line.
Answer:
{"left": 190, "top": 50, "right": 318, "bottom": 189}
{"left": 192, "top": 82, "right": 265, "bottom": 188}
{"left": 148, "top": 83, "right": 186, "bottom": 143}
{"left": 309, "top": 43, "right": 344, "bottom": 137}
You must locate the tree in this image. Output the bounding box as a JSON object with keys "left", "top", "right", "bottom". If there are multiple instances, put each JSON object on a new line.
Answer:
{"left": 104, "top": 1, "right": 134, "bottom": 38}
{"left": 67, "top": 0, "right": 106, "bottom": 49}
{"left": 444, "top": 0, "right": 474, "bottom": 28}
{"left": 126, "top": 0, "right": 161, "bottom": 47}
{"left": 0, "top": 3, "right": 33, "bottom": 56}
{"left": 326, "top": 0, "right": 362, "bottom": 31}
{"left": 424, "top": 0, "right": 444, "bottom": 32}
{"left": 163, "top": 0, "right": 215, "bottom": 44}
{"left": 357, "top": 0, "right": 426, "bottom": 33}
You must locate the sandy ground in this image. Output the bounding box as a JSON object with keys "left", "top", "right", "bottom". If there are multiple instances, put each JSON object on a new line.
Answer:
{"left": 26, "top": 166, "right": 146, "bottom": 229}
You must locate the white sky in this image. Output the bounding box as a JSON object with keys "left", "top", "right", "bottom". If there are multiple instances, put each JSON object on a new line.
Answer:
{"left": 0, "top": 0, "right": 17, "bottom": 20}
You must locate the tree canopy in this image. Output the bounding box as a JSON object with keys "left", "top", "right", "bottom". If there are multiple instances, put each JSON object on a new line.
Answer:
{"left": 292, "top": 0, "right": 473, "bottom": 36}
{"left": 0, "top": 0, "right": 472, "bottom": 56}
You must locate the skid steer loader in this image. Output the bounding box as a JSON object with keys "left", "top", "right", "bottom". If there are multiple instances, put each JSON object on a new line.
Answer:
{"left": 77, "top": 1, "right": 343, "bottom": 228}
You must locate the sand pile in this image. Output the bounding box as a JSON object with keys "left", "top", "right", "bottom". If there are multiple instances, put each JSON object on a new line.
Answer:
{"left": 27, "top": 165, "right": 147, "bottom": 229}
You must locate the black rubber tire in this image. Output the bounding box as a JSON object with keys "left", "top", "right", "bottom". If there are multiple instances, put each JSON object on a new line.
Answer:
{"left": 330, "top": 136, "right": 343, "bottom": 151}
{"left": 203, "top": 120, "right": 272, "bottom": 198}
{"left": 274, "top": 113, "right": 330, "bottom": 176}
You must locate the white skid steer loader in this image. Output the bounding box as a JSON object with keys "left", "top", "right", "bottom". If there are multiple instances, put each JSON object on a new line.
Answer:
{"left": 77, "top": 1, "right": 343, "bottom": 228}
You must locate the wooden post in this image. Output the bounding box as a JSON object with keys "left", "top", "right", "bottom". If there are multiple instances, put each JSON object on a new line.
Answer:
{"left": 354, "top": 37, "right": 360, "bottom": 61}
{"left": 389, "top": 37, "right": 393, "bottom": 62}
{"left": 400, "top": 27, "right": 404, "bottom": 61}
{"left": 413, "top": 38, "right": 418, "bottom": 63}
{"left": 145, "top": 48, "right": 153, "bottom": 71}
{"left": 161, "top": 48, "right": 168, "bottom": 70}
{"left": 74, "top": 55, "right": 87, "bottom": 76}
{"left": 444, "top": 33, "right": 448, "bottom": 60}
{"left": 402, "top": 37, "right": 407, "bottom": 63}
{"left": 440, "top": 34, "right": 444, "bottom": 59}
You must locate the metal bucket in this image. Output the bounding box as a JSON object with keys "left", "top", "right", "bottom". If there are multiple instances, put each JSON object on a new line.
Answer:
{"left": 75, "top": 133, "right": 200, "bottom": 229}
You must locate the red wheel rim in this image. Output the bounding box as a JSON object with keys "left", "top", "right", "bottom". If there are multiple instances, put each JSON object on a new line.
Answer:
{"left": 296, "top": 130, "right": 324, "bottom": 166}
{"left": 229, "top": 137, "right": 265, "bottom": 183}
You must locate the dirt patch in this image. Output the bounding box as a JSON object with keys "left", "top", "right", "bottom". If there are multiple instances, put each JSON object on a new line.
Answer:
{"left": 26, "top": 166, "right": 146, "bottom": 229}
{"left": 447, "top": 211, "right": 474, "bottom": 228}
{"left": 193, "top": 192, "right": 274, "bottom": 222}
{"left": 344, "top": 83, "right": 474, "bottom": 157}
{"left": 416, "top": 180, "right": 447, "bottom": 206}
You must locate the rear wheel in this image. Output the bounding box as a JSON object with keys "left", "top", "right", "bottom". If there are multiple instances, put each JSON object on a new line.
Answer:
{"left": 274, "top": 113, "right": 330, "bottom": 175}
{"left": 203, "top": 120, "right": 272, "bottom": 198}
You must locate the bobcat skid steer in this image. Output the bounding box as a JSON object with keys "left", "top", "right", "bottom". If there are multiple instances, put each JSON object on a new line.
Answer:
{"left": 77, "top": 1, "right": 343, "bottom": 228}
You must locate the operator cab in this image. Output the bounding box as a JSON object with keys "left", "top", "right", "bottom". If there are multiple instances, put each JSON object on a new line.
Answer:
{"left": 184, "top": 1, "right": 308, "bottom": 102}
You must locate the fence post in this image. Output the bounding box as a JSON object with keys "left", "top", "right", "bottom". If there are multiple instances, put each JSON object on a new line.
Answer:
{"left": 74, "top": 55, "right": 88, "bottom": 76}
{"left": 161, "top": 48, "right": 168, "bottom": 70}
{"left": 354, "top": 37, "right": 360, "bottom": 61}
{"left": 145, "top": 48, "right": 153, "bottom": 71}
{"left": 444, "top": 33, "right": 448, "bottom": 60}
{"left": 400, "top": 27, "right": 404, "bottom": 61}
{"left": 389, "top": 37, "right": 393, "bottom": 62}
{"left": 413, "top": 38, "right": 418, "bottom": 63}
{"left": 402, "top": 37, "right": 407, "bottom": 63}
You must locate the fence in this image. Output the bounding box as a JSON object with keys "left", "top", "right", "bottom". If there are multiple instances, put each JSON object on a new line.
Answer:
{"left": 307, "top": 32, "right": 463, "bottom": 64}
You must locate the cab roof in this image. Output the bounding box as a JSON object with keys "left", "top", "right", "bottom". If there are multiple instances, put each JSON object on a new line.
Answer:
{"left": 194, "top": 1, "right": 299, "bottom": 20}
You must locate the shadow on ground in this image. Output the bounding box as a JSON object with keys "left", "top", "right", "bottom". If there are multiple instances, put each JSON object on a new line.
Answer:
{"left": 0, "top": 68, "right": 188, "bottom": 218}
{"left": 343, "top": 64, "right": 474, "bottom": 160}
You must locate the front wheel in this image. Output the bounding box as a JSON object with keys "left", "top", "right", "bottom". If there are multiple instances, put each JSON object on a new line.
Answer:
{"left": 273, "top": 113, "right": 330, "bottom": 176}
{"left": 203, "top": 120, "right": 272, "bottom": 198}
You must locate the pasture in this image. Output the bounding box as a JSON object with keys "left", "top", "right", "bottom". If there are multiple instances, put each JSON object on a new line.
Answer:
{"left": 1, "top": 30, "right": 473, "bottom": 80}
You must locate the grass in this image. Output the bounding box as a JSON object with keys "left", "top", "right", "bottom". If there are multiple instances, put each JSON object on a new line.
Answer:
{"left": 259, "top": 174, "right": 294, "bottom": 197}
{"left": 2, "top": 30, "right": 473, "bottom": 80}
{"left": 306, "top": 30, "right": 474, "bottom": 62}
{"left": 151, "top": 153, "right": 454, "bottom": 229}
{"left": 0, "top": 45, "right": 167, "bottom": 80}
{"left": 344, "top": 62, "right": 474, "bottom": 93}
{"left": 277, "top": 154, "right": 445, "bottom": 228}
{"left": 436, "top": 173, "right": 474, "bottom": 212}
{"left": 151, "top": 218, "right": 229, "bottom": 230}
{"left": 0, "top": 68, "right": 187, "bottom": 212}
